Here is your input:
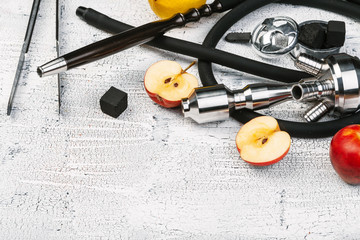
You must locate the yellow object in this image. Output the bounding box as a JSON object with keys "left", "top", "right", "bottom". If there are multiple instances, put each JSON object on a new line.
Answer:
{"left": 148, "top": 0, "right": 207, "bottom": 19}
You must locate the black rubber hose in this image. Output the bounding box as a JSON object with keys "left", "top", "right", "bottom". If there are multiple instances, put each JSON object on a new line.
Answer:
{"left": 199, "top": 0, "right": 360, "bottom": 138}
{"left": 76, "top": 2, "right": 360, "bottom": 138}
{"left": 348, "top": 0, "right": 360, "bottom": 5}
{"left": 218, "top": 0, "right": 246, "bottom": 11}
{"left": 76, "top": 7, "right": 310, "bottom": 82}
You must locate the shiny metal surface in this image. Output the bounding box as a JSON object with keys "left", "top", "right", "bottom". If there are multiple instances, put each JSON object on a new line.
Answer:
{"left": 290, "top": 20, "right": 341, "bottom": 60}
{"left": 327, "top": 54, "right": 360, "bottom": 114}
{"left": 233, "top": 84, "right": 293, "bottom": 110}
{"left": 291, "top": 79, "right": 334, "bottom": 101}
{"left": 181, "top": 83, "right": 293, "bottom": 124}
{"left": 251, "top": 16, "right": 298, "bottom": 58}
{"left": 181, "top": 85, "right": 232, "bottom": 124}
{"left": 304, "top": 99, "right": 334, "bottom": 122}
{"left": 37, "top": 57, "right": 67, "bottom": 77}
{"left": 292, "top": 53, "right": 360, "bottom": 121}
{"left": 294, "top": 53, "right": 329, "bottom": 77}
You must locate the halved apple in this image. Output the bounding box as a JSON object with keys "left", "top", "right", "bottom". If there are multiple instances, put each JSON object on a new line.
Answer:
{"left": 235, "top": 116, "right": 291, "bottom": 166}
{"left": 144, "top": 60, "right": 199, "bottom": 108}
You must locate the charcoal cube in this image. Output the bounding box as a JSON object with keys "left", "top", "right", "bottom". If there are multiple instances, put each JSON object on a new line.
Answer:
{"left": 298, "top": 23, "right": 326, "bottom": 49}
{"left": 100, "top": 86, "right": 128, "bottom": 118}
{"left": 325, "top": 21, "right": 346, "bottom": 48}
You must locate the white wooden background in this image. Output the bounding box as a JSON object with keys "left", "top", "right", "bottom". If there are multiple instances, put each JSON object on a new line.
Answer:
{"left": 1, "top": 0, "right": 360, "bottom": 239}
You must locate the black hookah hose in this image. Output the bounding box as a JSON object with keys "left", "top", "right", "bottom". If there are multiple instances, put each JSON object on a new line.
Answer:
{"left": 76, "top": 0, "right": 360, "bottom": 138}
{"left": 75, "top": 7, "right": 310, "bottom": 82}
{"left": 199, "top": 0, "right": 360, "bottom": 138}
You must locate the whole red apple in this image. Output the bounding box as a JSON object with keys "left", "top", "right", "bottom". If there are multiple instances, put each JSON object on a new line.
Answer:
{"left": 330, "top": 124, "right": 360, "bottom": 185}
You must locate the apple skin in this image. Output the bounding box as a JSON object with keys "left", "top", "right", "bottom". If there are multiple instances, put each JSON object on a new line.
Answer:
{"left": 330, "top": 124, "right": 360, "bottom": 185}
{"left": 145, "top": 87, "right": 180, "bottom": 108}
{"left": 236, "top": 145, "right": 290, "bottom": 167}
{"left": 144, "top": 60, "right": 198, "bottom": 108}
{"left": 235, "top": 116, "right": 291, "bottom": 166}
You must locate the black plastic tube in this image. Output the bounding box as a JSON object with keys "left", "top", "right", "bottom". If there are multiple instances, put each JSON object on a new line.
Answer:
{"left": 199, "top": 0, "right": 360, "bottom": 138}
{"left": 348, "top": 0, "right": 360, "bottom": 5}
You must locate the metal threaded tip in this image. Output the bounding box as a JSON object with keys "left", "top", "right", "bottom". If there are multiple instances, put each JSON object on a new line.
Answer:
{"left": 295, "top": 53, "right": 328, "bottom": 77}
{"left": 291, "top": 79, "right": 335, "bottom": 101}
{"left": 304, "top": 99, "right": 334, "bottom": 122}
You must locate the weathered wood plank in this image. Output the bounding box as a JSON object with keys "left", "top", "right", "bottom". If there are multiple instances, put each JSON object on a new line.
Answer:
{"left": 0, "top": 0, "right": 360, "bottom": 239}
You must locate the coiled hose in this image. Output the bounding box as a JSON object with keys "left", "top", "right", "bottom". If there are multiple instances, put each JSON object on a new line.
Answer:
{"left": 199, "top": 0, "right": 360, "bottom": 138}
{"left": 77, "top": 0, "right": 360, "bottom": 138}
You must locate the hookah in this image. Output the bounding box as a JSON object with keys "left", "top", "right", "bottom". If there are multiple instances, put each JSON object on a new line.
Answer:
{"left": 37, "top": 0, "right": 360, "bottom": 138}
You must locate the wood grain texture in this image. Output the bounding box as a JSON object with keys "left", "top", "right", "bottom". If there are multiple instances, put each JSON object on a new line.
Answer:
{"left": 1, "top": 0, "right": 360, "bottom": 239}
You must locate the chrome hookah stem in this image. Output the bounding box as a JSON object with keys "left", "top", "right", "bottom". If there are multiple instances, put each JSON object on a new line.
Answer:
{"left": 182, "top": 83, "right": 293, "bottom": 124}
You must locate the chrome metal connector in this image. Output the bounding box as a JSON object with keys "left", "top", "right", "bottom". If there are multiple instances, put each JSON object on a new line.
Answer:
{"left": 294, "top": 54, "right": 329, "bottom": 77}
{"left": 292, "top": 53, "right": 360, "bottom": 122}
{"left": 291, "top": 79, "right": 334, "bottom": 101}
{"left": 181, "top": 83, "right": 293, "bottom": 124}
{"left": 37, "top": 57, "right": 67, "bottom": 77}
{"left": 304, "top": 99, "right": 334, "bottom": 122}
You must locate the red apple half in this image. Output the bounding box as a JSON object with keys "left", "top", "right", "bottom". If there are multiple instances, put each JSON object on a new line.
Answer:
{"left": 235, "top": 116, "right": 291, "bottom": 166}
{"left": 144, "top": 60, "right": 199, "bottom": 108}
{"left": 330, "top": 124, "right": 360, "bottom": 185}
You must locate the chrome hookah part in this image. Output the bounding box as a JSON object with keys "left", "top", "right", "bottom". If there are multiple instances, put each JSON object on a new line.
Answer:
{"left": 291, "top": 78, "right": 334, "bottom": 101}
{"left": 181, "top": 83, "right": 293, "bottom": 124}
{"left": 251, "top": 16, "right": 299, "bottom": 58}
{"left": 294, "top": 54, "right": 329, "bottom": 78}
{"left": 290, "top": 20, "right": 341, "bottom": 60}
{"left": 249, "top": 18, "right": 344, "bottom": 59}
{"left": 303, "top": 98, "right": 334, "bottom": 122}
{"left": 291, "top": 53, "right": 360, "bottom": 122}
